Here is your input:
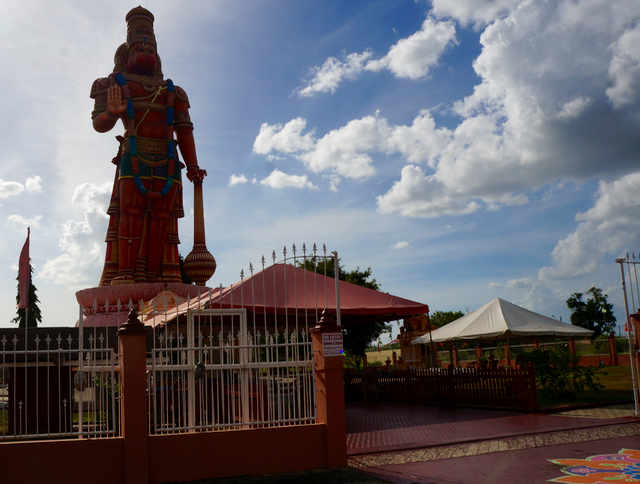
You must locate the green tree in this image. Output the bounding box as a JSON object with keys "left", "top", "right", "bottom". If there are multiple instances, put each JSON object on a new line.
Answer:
{"left": 566, "top": 287, "right": 616, "bottom": 338}
{"left": 11, "top": 261, "right": 42, "bottom": 328}
{"left": 299, "top": 258, "right": 390, "bottom": 368}
{"left": 430, "top": 310, "right": 465, "bottom": 329}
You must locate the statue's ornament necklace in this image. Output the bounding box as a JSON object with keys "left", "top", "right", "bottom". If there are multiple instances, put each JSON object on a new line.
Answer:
{"left": 115, "top": 73, "right": 175, "bottom": 199}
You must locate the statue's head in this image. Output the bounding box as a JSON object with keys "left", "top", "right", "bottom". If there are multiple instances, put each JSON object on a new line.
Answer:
{"left": 113, "top": 7, "right": 163, "bottom": 78}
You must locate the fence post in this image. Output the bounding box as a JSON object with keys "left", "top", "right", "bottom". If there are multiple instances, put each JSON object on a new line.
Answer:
{"left": 118, "top": 308, "right": 149, "bottom": 484}
{"left": 311, "top": 309, "right": 347, "bottom": 468}
{"left": 528, "top": 362, "right": 538, "bottom": 410}
{"left": 504, "top": 342, "right": 511, "bottom": 368}
{"left": 608, "top": 334, "right": 619, "bottom": 366}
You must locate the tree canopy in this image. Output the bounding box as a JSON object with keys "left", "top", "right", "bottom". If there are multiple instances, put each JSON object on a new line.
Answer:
{"left": 12, "top": 261, "right": 42, "bottom": 328}
{"left": 298, "top": 257, "right": 389, "bottom": 368}
{"left": 566, "top": 287, "right": 616, "bottom": 338}
{"left": 429, "top": 310, "right": 465, "bottom": 329}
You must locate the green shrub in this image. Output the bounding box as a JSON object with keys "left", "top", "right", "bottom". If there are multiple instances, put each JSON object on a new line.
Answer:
{"left": 520, "top": 347, "right": 605, "bottom": 398}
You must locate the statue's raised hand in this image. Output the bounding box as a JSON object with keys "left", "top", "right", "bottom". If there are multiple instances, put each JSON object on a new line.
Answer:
{"left": 107, "top": 84, "right": 127, "bottom": 118}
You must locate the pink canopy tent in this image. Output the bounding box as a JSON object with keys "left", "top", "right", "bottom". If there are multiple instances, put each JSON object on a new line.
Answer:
{"left": 144, "top": 263, "right": 429, "bottom": 328}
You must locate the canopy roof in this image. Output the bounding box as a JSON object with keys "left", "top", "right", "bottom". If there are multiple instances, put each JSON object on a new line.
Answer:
{"left": 412, "top": 298, "right": 592, "bottom": 344}
{"left": 146, "top": 263, "right": 429, "bottom": 327}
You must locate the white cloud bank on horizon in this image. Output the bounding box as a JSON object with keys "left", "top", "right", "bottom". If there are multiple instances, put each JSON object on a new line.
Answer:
{"left": 256, "top": 0, "right": 640, "bottom": 218}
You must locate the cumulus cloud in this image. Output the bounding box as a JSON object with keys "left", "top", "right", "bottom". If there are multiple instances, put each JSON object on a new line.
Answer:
{"left": 392, "top": 241, "right": 412, "bottom": 250}
{"left": 260, "top": 1, "right": 640, "bottom": 220}
{"left": 296, "top": 51, "right": 373, "bottom": 97}
{"left": 254, "top": 111, "right": 450, "bottom": 185}
{"left": 365, "top": 17, "right": 457, "bottom": 80}
{"left": 254, "top": 118, "right": 316, "bottom": 155}
{"left": 539, "top": 172, "right": 640, "bottom": 282}
{"left": 0, "top": 179, "right": 25, "bottom": 199}
{"left": 25, "top": 176, "right": 43, "bottom": 193}
{"left": 376, "top": 0, "right": 640, "bottom": 217}
{"left": 606, "top": 24, "right": 640, "bottom": 109}
{"left": 260, "top": 169, "right": 318, "bottom": 190}
{"left": 377, "top": 165, "right": 481, "bottom": 218}
{"left": 39, "top": 182, "right": 111, "bottom": 288}
{"left": 229, "top": 174, "right": 249, "bottom": 186}
{"left": 295, "top": 17, "right": 455, "bottom": 97}
{"left": 430, "top": 0, "right": 521, "bottom": 28}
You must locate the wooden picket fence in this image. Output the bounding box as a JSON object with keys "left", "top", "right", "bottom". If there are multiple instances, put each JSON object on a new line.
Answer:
{"left": 345, "top": 364, "right": 538, "bottom": 411}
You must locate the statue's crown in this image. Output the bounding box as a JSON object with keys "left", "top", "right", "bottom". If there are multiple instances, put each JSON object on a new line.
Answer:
{"left": 126, "top": 6, "right": 156, "bottom": 48}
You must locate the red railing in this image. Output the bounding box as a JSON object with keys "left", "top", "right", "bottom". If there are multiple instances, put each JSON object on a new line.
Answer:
{"left": 345, "top": 364, "right": 538, "bottom": 411}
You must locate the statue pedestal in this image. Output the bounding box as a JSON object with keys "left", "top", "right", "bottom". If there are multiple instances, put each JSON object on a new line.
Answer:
{"left": 76, "top": 283, "right": 213, "bottom": 327}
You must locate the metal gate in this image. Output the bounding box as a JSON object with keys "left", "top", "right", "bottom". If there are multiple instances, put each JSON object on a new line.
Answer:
{"left": 147, "top": 308, "right": 316, "bottom": 433}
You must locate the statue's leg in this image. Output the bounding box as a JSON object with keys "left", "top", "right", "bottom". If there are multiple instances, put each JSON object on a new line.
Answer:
{"left": 145, "top": 181, "right": 178, "bottom": 281}
{"left": 115, "top": 178, "right": 146, "bottom": 283}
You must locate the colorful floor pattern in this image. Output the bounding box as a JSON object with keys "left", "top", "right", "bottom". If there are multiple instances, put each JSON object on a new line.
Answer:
{"left": 550, "top": 448, "right": 640, "bottom": 483}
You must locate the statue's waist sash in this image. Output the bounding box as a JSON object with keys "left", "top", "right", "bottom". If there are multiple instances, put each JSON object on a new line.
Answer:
{"left": 118, "top": 136, "right": 182, "bottom": 184}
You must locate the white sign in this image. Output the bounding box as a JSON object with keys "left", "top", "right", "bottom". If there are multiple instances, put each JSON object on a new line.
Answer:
{"left": 322, "top": 333, "right": 343, "bottom": 357}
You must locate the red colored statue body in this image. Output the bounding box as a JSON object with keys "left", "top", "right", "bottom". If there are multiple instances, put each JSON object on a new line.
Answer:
{"left": 91, "top": 7, "right": 207, "bottom": 286}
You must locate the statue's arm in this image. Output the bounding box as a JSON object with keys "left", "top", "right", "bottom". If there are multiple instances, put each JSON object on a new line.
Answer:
{"left": 90, "top": 77, "right": 126, "bottom": 133}
{"left": 175, "top": 86, "right": 207, "bottom": 183}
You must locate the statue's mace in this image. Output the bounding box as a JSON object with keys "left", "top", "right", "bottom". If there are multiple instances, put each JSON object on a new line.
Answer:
{"left": 183, "top": 180, "right": 216, "bottom": 285}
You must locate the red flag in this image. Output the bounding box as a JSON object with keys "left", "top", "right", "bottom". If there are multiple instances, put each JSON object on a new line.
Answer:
{"left": 18, "top": 228, "right": 30, "bottom": 309}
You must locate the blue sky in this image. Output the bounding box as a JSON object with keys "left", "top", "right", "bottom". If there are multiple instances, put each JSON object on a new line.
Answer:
{"left": 1, "top": 0, "right": 639, "bottom": 339}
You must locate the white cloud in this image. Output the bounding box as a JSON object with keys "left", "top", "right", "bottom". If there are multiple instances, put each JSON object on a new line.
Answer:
{"left": 24, "top": 176, "right": 43, "bottom": 193}
{"left": 39, "top": 182, "right": 111, "bottom": 288}
{"left": 489, "top": 277, "right": 533, "bottom": 290}
{"left": 7, "top": 214, "right": 43, "bottom": 230}
{"left": 254, "top": 118, "right": 316, "bottom": 155}
{"left": 229, "top": 174, "right": 249, "bottom": 186}
{"left": 539, "top": 172, "right": 640, "bottom": 282}
{"left": 376, "top": 0, "right": 640, "bottom": 218}
{"left": 295, "top": 17, "right": 455, "bottom": 97}
{"left": 430, "top": 0, "right": 521, "bottom": 28}
{"left": 296, "top": 51, "right": 373, "bottom": 97}
{"left": 606, "top": 24, "right": 640, "bottom": 109}
{"left": 377, "top": 165, "right": 481, "bottom": 218}
{"left": 365, "top": 17, "right": 457, "bottom": 80}
{"left": 260, "top": 169, "right": 318, "bottom": 190}
{"left": 392, "top": 241, "right": 412, "bottom": 250}
{"left": 0, "top": 179, "right": 25, "bottom": 199}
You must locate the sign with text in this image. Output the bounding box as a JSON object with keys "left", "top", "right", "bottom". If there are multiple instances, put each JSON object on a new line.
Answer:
{"left": 322, "top": 333, "right": 344, "bottom": 357}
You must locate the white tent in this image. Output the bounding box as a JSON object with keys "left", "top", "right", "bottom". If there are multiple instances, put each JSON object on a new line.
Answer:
{"left": 411, "top": 298, "right": 593, "bottom": 344}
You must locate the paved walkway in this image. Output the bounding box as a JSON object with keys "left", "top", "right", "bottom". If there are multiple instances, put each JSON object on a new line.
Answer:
{"left": 346, "top": 402, "right": 640, "bottom": 484}
{"left": 346, "top": 402, "right": 637, "bottom": 455}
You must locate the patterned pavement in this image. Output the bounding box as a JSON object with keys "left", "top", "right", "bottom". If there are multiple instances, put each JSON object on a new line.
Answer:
{"left": 346, "top": 402, "right": 640, "bottom": 483}
{"left": 346, "top": 402, "right": 638, "bottom": 456}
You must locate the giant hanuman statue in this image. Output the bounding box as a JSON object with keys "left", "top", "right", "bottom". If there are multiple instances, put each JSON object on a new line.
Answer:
{"left": 91, "top": 7, "right": 214, "bottom": 287}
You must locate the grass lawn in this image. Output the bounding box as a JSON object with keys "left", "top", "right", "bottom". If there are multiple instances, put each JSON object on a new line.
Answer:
{"left": 539, "top": 365, "right": 636, "bottom": 409}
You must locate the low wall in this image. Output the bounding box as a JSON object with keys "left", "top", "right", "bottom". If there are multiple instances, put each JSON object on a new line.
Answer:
{"left": 0, "top": 438, "right": 125, "bottom": 484}
{"left": 149, "top": 425, "right": 326, "bottom": 483}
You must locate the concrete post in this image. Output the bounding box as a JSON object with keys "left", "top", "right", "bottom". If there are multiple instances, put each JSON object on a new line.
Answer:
{"left": 568, "top": 337, "right": 576, "bottom": 358}
{"left": 533, "top": 340, "right": 540, "bottom": 350}
{"left": 311, "top": 310, "right": 347, "bottom": 469}
{"left": 476, "top": 344, "right": 483, "bottom": 360}
{"left": 118, "top": 308, "right": 149, "bottom": 484}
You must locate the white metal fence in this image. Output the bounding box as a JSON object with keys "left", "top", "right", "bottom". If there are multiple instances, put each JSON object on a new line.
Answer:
{"left": 616, "top": 254, "right": 640, "bottom": 416}
{"left": 0, "top": 328, "right": 120, "bottom": 440}
{"left": 147, "top": 309, "right": 316, "bottom": 433}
